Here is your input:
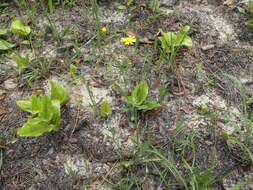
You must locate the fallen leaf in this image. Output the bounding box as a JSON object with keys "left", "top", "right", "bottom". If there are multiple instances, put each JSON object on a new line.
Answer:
{"left": 0, "top": 106, "right": 8, "bottom": 116}
{"left": 126, "top": 29, "right": 135, "bottom": 37}
{"left": 180, "top": 105, "right": 196, "bottom": 113}
{"left": 151, "top": 74, "right": 161, "bottom": 89}
{"left": 0, "top": 140, "right": 6, "bottom": 147}
{"left": 72, "top": 58, "right": 83, "bottom": 65}
{"left": 0, "top": 93, "right": 6, "bottom": 101}
{"left": 139, "top": 36, "right": 153, "bottom": 44}
{"left": 223, "top": 0, "right": 234, "bottom": 7}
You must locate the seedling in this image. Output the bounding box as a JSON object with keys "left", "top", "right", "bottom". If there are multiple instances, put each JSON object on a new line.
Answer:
{"left": 125, "top": 80, "right": 161, "bottom": 121}
{"left": 16, "top": 82, "right": 69, "bottom": 136}
{"left": 0, "top": 18, "right": 31, "bottom": 51}
{"left": 100, "top": 100, "right": 112, "bottom": 118}
{"left": 158, "top": 26, "right": 192, "bottom": 66}
{"left": 12, "top": 54, "right": 29, "bottom": 69}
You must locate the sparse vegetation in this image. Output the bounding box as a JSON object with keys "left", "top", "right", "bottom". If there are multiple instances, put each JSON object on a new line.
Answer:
{"left": 0, "top": 0, "right": 253, "bottom": 189}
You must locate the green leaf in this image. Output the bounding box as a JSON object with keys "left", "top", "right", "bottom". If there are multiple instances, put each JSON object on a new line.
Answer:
{"left": 246, "top": 96, "right": 253, "bottom": 104}
{"left": 237, "top": 6, "right": 246, "bottom": 14}
{"left": 114, "top": 2, "right": 127, "bottom": 10}
{"left": 245, "top": 17, "right": 253, "bottom": 28}
{"left": 17, "top": 118, "right": 54, "bottom": 137}
{"left": 131, "top": 80, "right": 148, "bottom": 106}
{"left": 159, "top": 85, "right": 167, "bottom": 102}
{"left": 158, "top": 30, "right": 177, "bottom": 52}
{"left": 39, "top": 95, "right": 54, "bottom": 120}
{"left": 118, "top": 160, "right": 134, "bottom": 168}
{"left": 11, "top": 19, "right": 31, "bottom": 36}
{"left": 31, "top": 96, "right": 42, "bottom": 115}
{"left": 0, "top": 39, "right": 15, "bottom": 50}
{"left": 175, "top": 26, "right": 192, "bottom": 47}
{"left": 100, "top": 101, "right": 112, "bottom": 116}
{"left": 69, "top": 64, "right": 78, "bottom": 74}
{"left": 0, "top": 29, "right": 8, "bottom": 35}
{"left": 50, "top": 81, "right": 69, "bottom": 105}
{"left": 16, "top": 100, "right": 32, "bottom": 113}
{"left": 137, "top": 101, "right": 161, "bottom": 112}
{"left": 50, "top": 100, "right": 61, "bottom": 130}
{"left": 12, "top": 55, "right": 29, "bottom": 69}
{"left": 249, "top": 0, "right": 253, "bottom": 14}
{"left": 179, "top": 25, "right": 191, "bottom": 35}
{"left": 176, "top": 35, "right": 192, "bottom": 47}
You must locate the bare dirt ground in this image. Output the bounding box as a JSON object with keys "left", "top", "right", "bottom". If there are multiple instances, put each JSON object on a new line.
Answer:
{"left": 0, "top": 0, "right": 253, "bottom": 189}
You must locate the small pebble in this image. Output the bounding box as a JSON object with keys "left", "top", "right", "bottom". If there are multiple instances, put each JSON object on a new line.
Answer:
{"left": 201, "top": 44, "right": 215, "bottom": 51}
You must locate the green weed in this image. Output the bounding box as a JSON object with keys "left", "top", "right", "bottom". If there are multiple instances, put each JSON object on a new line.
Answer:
{"left": 17, "top": 81, "right": 69, "bottom": 136}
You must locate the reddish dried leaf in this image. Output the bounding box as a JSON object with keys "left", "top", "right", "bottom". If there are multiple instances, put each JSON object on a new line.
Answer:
{"left": 0, "top": 140, "right": 6, "bottom": 147}
{"left": 0, "top": 93, "right": 6, "bottom": 101}
{"left": 0, "top": 106, "right": 8, "bottom": 116}
{"left": 180, "top": 106, "right": 196, "bottom": 113}
{"left": 151, "top": 74, "right": 161, "bottom": 89}
{"left": 72, "top": 58, "right": 83, "bottom": 65}
{"left": 223, "top": 0, "right": 233, "bottom": 6}
{"left": 126, "top": 29, "right": 135, "bottom": 37}
{"left": 139, "top": 36, "right": 153, "bottom": 44}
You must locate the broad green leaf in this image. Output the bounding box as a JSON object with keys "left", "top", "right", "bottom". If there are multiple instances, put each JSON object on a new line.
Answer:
{"left": 179, "top": 26, "right": 191, "bottom": 35}
{"left": 237, "top": 6, "right": 246, "bottom": 14}
{"left": 17, "top": 118, "right": 53, "bottom": 137}
{"left": 176, "top": 35, "right": 192, "bottom": 47}
{"left": 100, "top": 101, "right": 112, "bottom": 116}
{"left": 50, "top": 100, "right": 61, "bottom": 130}
{"left": 0, "top": 39, "right": 15, "bottom": 50}
{"left": 159, "top": 30, "right": 177, "bottom": 50}
{"left": 11, "top": 19, "right": 31, "bottom": 36}
{"left": 39, "top": 95, "right": 54, "bottom": 120}
{"left": 125, "top": 95, "right": 133, "bottom": 105}
{"left": 50, "top": 81, "right": 69, "bottom": 105}
{"left": 12, "top": 55, "right": 29, "bottom": 69}
{"left": 176, "top": 26, "right": 192, "bottom": 47}
{"left": 0, "top": 29, "right": 8, "bottom": 35}
{"left": 131, "top": 80, "right": 148, "bottom": 106}
{"left": 31, "top": 96, "right": 42, "bottom": 115}
{"left": 16, "top": 100, "right": 32, "bottom": 113}
{"left": 137, "top": 101, "right": 161, "bottom": 112}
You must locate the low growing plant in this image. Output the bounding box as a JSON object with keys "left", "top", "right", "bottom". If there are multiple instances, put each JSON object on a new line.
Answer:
{"left": 125, "top": 80, "right": 161, "bottom": 121}
{"left": 16, "top": 81, "right": 69, "bottom": 137}
{"left": 158, "top": 26, "right": 192, "bottom": 66}
{"left": 0, "top": 18, "right": 31, "bottom": 51}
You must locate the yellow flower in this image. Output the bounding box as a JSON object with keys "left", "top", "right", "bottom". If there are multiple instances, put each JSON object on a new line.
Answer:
{"left": 120, "top": 36, "right": 136, "bottom": 45}
{"left": 102, "top": 27, "right": 107, "bottom": 33}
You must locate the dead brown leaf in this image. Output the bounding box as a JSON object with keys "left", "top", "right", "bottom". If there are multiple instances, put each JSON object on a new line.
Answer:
{"left": 0, "top": 106, "right": 8, "bottom": 116}
{"left": 139, "top": 36, "right": 153, "bottom": 44}
{"left": 0, "top": 93, "right": 6, "bottom": 102}
{"left": 223, "top": 0, "right": 234, "bottom": 7}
